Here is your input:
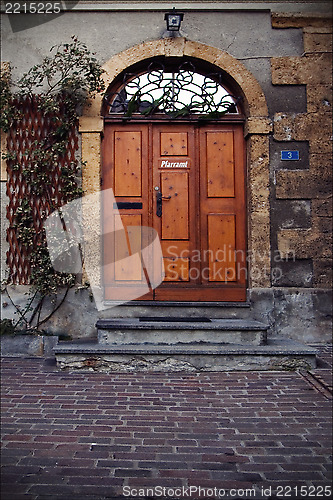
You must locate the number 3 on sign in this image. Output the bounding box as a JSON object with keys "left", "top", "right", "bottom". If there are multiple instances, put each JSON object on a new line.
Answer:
{"left": 281, "top": 150, "right": 300, "bottom": 161}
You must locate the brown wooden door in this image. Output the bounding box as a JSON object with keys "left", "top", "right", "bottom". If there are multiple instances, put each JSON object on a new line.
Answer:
{"left": 102, "top": 122, "right": 246, "bottom": 302}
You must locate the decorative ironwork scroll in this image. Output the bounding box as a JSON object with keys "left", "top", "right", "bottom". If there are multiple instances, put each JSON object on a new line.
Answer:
{"left": 104, "top": 61, "right": 241, "bottom": 118}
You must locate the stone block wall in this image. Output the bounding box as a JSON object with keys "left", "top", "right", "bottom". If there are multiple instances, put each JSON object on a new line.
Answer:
{"left": 270, "top": 14, "right": 332, "bottom": 289}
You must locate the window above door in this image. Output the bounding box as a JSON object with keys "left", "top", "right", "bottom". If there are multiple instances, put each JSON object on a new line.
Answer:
{"left": 103, "top": 59, "right": 242, "bottom": 120}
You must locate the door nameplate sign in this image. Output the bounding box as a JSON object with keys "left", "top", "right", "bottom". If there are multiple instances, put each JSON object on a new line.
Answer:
{"left": 159, "top": 160, "right": 189, "bottom": 168}
{"left": 281, "top": 150, "right": 300, "bottom": 160}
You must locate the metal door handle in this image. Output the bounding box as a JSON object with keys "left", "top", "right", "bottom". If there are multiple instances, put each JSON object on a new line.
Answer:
{"left": 156, "top": 192, "right": 172, "bottom": 217}
{"left": 156, "top": 191, "right": 162, "bottom": 217}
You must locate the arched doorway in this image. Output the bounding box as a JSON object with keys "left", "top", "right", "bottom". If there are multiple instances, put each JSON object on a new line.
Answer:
{"left": 102, "top": 58, "right": 246, "bottom": 301}
{"left": 79, "top": 39, "right": 271, "bottom": 304}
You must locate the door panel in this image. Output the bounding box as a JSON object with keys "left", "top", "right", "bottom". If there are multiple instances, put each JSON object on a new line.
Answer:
{"left": 208, "top": 214, "right": 236, "bottom": 282}
{"left": 206, "top": 131, "right": 235, "bottom": 198}
{"left": 114, "top": 214, "right": 142, "bottom": 281}
{"left": 114, "top": 131, "right": 142, "bottom": 197}
{"left": 160, "top": 132, "right": 188, "bottom": 156}
{"left": 102, "top": 122, "right": 246, "bottom": 302}
{"left": 161, "top": 171, "right": 189, "bottom": 240}
{"left": 163, "top": 257, "right": 190, "bottom": 282}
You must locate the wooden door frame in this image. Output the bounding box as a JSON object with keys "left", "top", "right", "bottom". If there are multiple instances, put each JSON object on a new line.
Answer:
{"left": 79, "top": 39, "right": 273, "bottom": 305}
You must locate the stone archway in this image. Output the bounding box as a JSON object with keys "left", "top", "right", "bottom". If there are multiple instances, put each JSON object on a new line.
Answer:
{"left": 79, "top": 38, "right": 272, "bottom": 291}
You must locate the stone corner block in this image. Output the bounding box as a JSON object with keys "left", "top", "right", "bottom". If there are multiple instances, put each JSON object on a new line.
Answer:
{"left": 244, "top": 117, "right": 272, "bottom": 137}
{"left": 79, "top": 116, "right": 104, "bottom": 133}
{"left": 277, "top": 229, "right": 311, "bottom": 259}
{"left": 273, "top": 112, "right": 332, "bottom": 142}
{"left": 273, "top": 113, "right": 300, "bottom": 142}
{"left": 271, "top": 54, "right": 332, "bottom": 86}
{"left": 303, "top": 31, "right": 333, "bottom": 53}
{"left": 164, "top": 37, "right": 186, "bottom": 57}
{"left": 271, "top": 57, "right": 304, "bottom": 85}
{"left": 271, "top": 12, "right": 333, "bottom": 29}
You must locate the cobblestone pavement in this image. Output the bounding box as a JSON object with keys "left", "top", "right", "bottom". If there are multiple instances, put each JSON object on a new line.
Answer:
{"left": 1, "top": 345, "right": 332, "bottom": 500}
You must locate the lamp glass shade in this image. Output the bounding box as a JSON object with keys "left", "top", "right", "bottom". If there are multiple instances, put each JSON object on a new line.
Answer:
{"left": 165, "top": 11, "right": 183, "bottom": 31}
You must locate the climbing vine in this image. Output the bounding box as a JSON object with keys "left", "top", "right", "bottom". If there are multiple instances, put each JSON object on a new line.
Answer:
{"left": 1, "top": 36, "right": 105, "bottom": 334}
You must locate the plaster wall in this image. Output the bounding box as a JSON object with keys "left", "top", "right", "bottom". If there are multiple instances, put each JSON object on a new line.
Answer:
{"left": 1, "top": 9, "right": 304, "bottom": 115}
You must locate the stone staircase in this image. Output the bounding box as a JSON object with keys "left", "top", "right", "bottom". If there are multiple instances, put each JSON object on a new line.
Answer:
{"left": 96, "top": 317, "right": 267, "bottom": 346}
{"left": 54, "top": 304, "right": 317, "bottom": 371}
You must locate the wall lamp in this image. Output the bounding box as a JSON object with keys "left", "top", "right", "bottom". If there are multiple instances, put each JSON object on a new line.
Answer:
{"left": 164, "top": 7, "right": 184, "bottom": 31}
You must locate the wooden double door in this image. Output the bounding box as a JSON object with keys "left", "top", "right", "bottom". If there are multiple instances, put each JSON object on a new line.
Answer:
{"left": 102, "top": 122, "right": 247, "bottom": 302}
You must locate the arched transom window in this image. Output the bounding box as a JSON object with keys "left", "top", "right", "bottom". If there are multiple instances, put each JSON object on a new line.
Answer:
{"left": 104, "top": 61, "right": 241, "bottom": 119}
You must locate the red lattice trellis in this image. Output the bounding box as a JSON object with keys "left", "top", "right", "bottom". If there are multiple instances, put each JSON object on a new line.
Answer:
{"left": 6, "top": 96, "right": 79, "bottom": 284}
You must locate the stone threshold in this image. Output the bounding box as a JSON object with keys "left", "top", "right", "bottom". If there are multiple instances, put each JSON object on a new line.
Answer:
{"left": 96, "top": 318, "right": 267, "bottom": 330}
{"left": 54, "top": 338, "right": 318, "bottom": 372}
{"left": 104, "top": 300, "right": 252, "bottom": 307}
{"left": 54, "top": 337, "right": 317, "bottom": 356}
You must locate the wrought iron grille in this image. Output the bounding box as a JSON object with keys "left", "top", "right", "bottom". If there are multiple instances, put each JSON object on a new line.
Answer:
{"left": 104, "top": 61, "right": 241, "bottom": 118}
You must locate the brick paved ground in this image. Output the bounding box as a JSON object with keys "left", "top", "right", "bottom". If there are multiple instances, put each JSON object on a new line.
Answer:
{"left": 1, "top": 345, "right": 332, "bottom": 500}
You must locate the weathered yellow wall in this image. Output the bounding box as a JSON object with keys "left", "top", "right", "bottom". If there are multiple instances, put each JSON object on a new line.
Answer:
{"left": 271, "top": 14, "right": 332, "bottom": 288}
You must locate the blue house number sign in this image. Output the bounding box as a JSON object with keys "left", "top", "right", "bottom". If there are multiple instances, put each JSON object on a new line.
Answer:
{"left": 281, "top": 150, "right": 300, "bottom": 160}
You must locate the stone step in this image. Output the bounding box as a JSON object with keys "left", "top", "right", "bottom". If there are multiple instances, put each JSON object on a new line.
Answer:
{"left": 98, "top": 302, "right": 252, "bottom": 321}
{"left": 96, "top": 318, "right": 268, "bottom": 346}
{"left": 54, "top": 338, "right": 318, "bottom": 372}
